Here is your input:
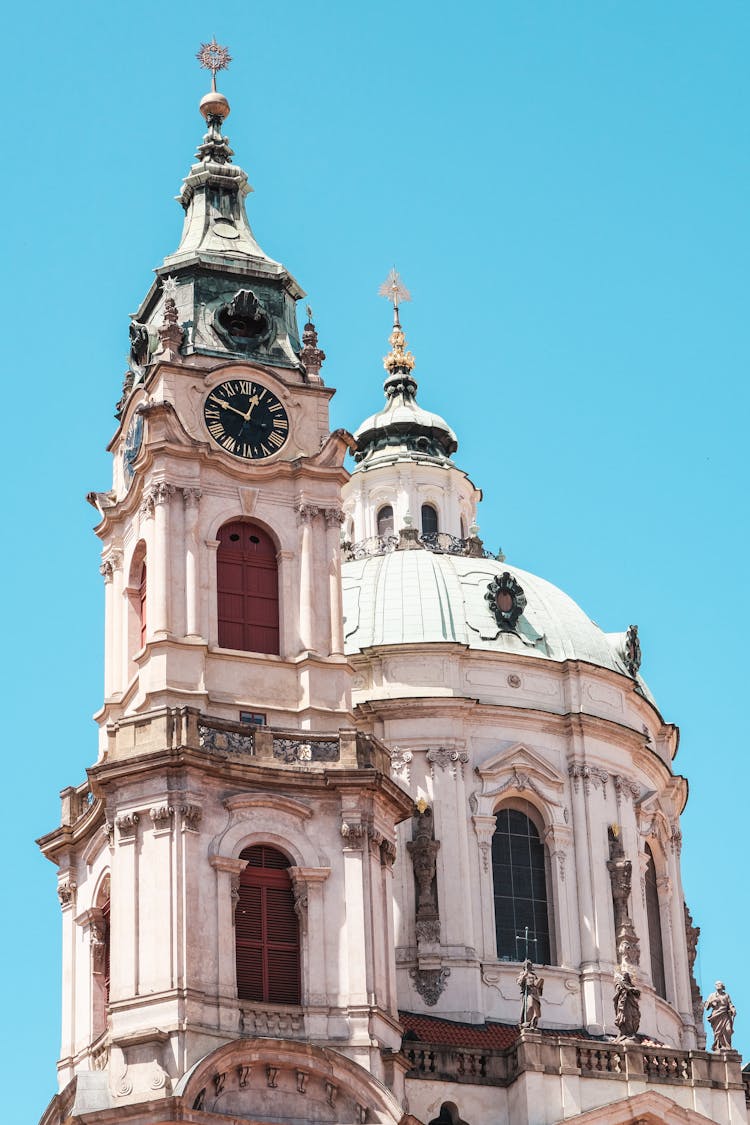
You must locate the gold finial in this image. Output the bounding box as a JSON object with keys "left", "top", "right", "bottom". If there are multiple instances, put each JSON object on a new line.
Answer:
{"left": 379, "top": 268, "right": 415, "bottom": 375}
{"left": 197, "top": 38, "right": 232, "bottom": 120}
{"left": 415, "top": 797, "right": 429, "bottom": 814}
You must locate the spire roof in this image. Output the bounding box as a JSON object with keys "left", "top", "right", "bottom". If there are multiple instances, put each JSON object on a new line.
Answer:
{"left": 352, "top": 279, "right": 458, "bottom": 467}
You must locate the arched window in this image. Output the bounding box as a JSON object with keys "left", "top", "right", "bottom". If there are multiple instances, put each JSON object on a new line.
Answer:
{"left": 138, "top": 562, "right": 147, "bottom": 647}
{"left": 429, "top": 1104, "right": 470, "bottom": 1125}
{"left": 421, "top": 503, "right": 439, "bottom": 536}
{"left": 492, "top": 804, "right": 551, "bottom": 964}
{"left": 92, "top": 885, "right": 110, "bottom": 1040}
{"left": 377, "top": 505, "right": 394, "bottom": 536}
{"left": 235, "top": 845, "right": 301, "bottom": 1005}
{"left": 645, "top": 844, "right": 666, "bottom": 999}
{"left": 217, "top": 521, "right": 279, "bottom": 654}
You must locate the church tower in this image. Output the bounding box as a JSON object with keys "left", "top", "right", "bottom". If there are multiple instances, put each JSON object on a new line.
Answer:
{"left": 38, "top": 46, "right": 412, "bottom": 1125}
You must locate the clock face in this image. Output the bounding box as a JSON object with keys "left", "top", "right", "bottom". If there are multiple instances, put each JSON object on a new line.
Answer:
{"left": 204, "top": 379, "right": 289, "bottom": 459}
{"left": 123, "top": 410, "right": 144, "bottom": 487}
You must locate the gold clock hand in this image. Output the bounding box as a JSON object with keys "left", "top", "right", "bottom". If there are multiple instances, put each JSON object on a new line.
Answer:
{"left": 216, "top": 400, "right": 249, "bottom": 420}
{"left": 242, "top": 394, "right": 260, "bottom": 421}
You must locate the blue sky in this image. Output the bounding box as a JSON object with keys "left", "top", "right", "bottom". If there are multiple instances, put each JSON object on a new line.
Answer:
{"left": 3, "top": 2, "right": 748, "bottom": 1118}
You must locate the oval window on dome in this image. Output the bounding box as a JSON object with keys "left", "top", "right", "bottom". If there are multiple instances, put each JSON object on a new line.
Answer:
{"left": 377, "top": 506, "right": 394, "bottom": 536}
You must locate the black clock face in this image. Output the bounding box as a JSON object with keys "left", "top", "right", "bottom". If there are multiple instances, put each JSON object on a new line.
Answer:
{"left": 123, "top": 410, "right": 144, "bottom": 487}
{"left": 204, "top": 379, "right": 289, "bottom": 459}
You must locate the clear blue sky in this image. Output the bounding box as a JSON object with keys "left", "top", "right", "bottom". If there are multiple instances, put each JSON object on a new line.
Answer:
{"left": 3, "top": 2, "right": 748, "bottom": 1118}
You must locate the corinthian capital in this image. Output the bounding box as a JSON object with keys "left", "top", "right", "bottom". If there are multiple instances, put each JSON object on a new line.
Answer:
{"left": 323, "top": 507, "right": 345, "bottom": 527}
{"left": 296, "top": 502, "right": 320, "bottom": 523}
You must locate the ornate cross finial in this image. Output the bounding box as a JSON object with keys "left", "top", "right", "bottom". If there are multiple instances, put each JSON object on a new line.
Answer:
{"left": 379, "top": 268, "right": 412, "bottom": 325}
{"left": 196, "top": 38, "right": 232, "bottom": 92}
{"left": 306, "top": 304, "right": 313, "bottom": 322}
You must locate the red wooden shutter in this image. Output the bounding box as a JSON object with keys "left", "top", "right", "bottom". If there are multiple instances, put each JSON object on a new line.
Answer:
{"left": 138, "top": 563, "right": 147, "bottom": 647}
{"left": 217, "top": 522, "right": 279, "bottom": 654}
{"left": 236, "top": 845, "right": 300, "bottom": 1004}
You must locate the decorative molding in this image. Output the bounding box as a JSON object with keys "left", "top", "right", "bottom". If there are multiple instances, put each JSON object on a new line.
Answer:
{"left": 239, "top": 1008, "right": 303, "bottom": 1037}
{"left": 485, "top": 767, "right": 547, "bottom": 802}
{"left": 149, "top": 805, "right": 174, "bottom": 831}
{"left": 569, "top": 762, "right": 609, "bottom": 797}
{"left": 323, "top": 507, "right": 346, "bottom": 527}
{"left": 180, "top": 804, "right": 202, "bottom": 831}
{"left": 182, "top": 487, "right": 202, "bottom": 508}
{"left": 295, "top": 502, "right": 320, "bottom": 522}
{"left": 426, "top": 747, "right": 469, "bottom": 778}
{"left": 409, "top": 966, "right": 450, "bottom": 1006}
{"left": 613, "top": 774, "right": 641, "bottom": 804}
{"left": 273, "top": 736, "right": 339, "bottom": 764}
{"left": 116, "top": 813, "right": 140, "bottom": 841}
{"left": 472, "top": 815, "right": 496, "bottom": 874}
{"left": 485, "top": 571, "right": 527, "bottom": 631}
{"left": 390, "top": 747, "right": 413, "bottom": 782}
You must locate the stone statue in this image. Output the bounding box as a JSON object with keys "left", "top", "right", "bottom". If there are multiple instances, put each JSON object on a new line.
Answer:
{"left": 518, "top": 959, "right": 544, "bottom": 1029}
{"left": 613, "top": 970, "right": 641, "bottom": 1040}
{"left": 703, "top": 981, "right": 736, "bottom": 1051}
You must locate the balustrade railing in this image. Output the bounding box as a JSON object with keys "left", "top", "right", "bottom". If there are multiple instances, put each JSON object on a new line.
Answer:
{"left": 343, "top": 531, "right": 499, "bottom": 561}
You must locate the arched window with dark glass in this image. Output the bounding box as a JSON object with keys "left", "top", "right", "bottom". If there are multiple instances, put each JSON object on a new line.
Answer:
{"left": 377, "top": 505, "right": 394, "bottom": 536}
{"left": 235, "top": 845, "right": 301, "bottom": 1005}
{"left": 138, "top": 562, "right": 147, "bottom": 647}
{"left": 421, "top": 503, "right": 439, "bottom": 536}
{"left": 492, "top": 804, "right": 551, "bottom": 964}
{"left": 217, "top": 521, "right": 279, "bottom": 654}
{"left": 645, "top": 844, "right": 666, "bottom": 999}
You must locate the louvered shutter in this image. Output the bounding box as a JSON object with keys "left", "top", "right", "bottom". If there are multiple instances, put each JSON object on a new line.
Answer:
{"left": 236, "top": 846, "right": 300, "bottom": 1004}
{"left": 217, "top": 523, "right": 279, "bottom": 654}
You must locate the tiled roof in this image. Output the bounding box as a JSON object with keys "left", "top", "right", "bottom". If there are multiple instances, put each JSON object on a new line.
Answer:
{"left": 399, "top": 1010, "right": 600, "bottom": 1050}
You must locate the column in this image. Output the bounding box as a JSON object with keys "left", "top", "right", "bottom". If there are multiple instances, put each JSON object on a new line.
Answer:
{"left": 324, "top": 508, "right": 345, "bottom": 655}
{"left": 182, "top": 488, "right": 202, "bottom": 638}
{"left": 151, "top": 483, "right": 175, "bottom": 637}
{"left": 297, "top": 504, "right": 317, "bottom": 653}
{"left": 205, "top": 540, "right": 220, "bottom": 647}
{"left": 100, "top": 558, "right": 115, "bottom": 699}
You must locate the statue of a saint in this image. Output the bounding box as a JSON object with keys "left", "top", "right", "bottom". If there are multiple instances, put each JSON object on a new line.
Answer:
{"left": 613, "top": 970, "right": 641, "bottom": 1040}
{"left": 518, "top": 959, "right": 544, "bottom": 1029}
{"left": 703, "top": 981, "right": 736, "bottom": 1051}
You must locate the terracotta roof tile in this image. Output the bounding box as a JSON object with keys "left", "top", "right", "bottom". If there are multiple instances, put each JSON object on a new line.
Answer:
{"left": 399, "top": 1010, "right": 600, "bottom": 1050}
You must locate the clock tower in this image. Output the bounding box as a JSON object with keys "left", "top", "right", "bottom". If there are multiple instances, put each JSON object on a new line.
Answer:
{"left": 38, "top": 47, "right": 412, "bottom": 1125}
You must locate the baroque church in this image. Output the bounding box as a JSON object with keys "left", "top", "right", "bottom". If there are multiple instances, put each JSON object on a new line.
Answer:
{"left": 37, "top": 50, "right": 750, "bottom": 1125}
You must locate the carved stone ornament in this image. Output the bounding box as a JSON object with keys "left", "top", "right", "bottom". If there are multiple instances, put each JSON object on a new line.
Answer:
{"left": 90, "top": 923, "right": 107, "bottom": 974}
{"left": 623, "top": 624, "right": 642, "bottom": 677}
{"left": 149, "top": 805, "right": 174, "bottom": 830}
{"left": 199, "top": 723, "right": 255, "bottom": 756}
{"left": 607, "top": 828, "right": 641, "bottom": 972}
{"left": 407, "top": 809, "right": 440, "bottom": 915}
{"left": 158, "top": 296, "right": 184, "bottom": 358}
{"left": 485, "top": 571, "right": 527, "bottom": 631}
{"left": 427, "top": 747, "right": 469, "bottom": 778}
{"left": 569, "top": 761, "right": 609, "bottom": 797}
{"left": 684, "top": 903, "right": 705, "bottom": 1040}
{"left": 273, "top": 737, "right": 339, "bottom": 764}
{"left": 390, "top": 747, "right": 413, "bottom": 781}
{"left": 116, "top": 813, "right": 140, "bottom": 840}
{"left": 180, "top": 804, "right": 202, "bottom": 831}
{"left": 299, "top": 311, "right": 326, "bottom": 381}
{"left": 409, "top": 966, "right": 451, "bottom": 1006}
{"left": 216, "top": 289, "right": 270, "bottom": 342}
{"left": 57, "top": 879, "right": 77, "bottom": 907}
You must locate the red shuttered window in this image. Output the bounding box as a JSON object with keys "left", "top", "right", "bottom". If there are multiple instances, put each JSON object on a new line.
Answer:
{"left": 138, "top": 563, "right": 147, "bottom": 647}
{"left": 217, "top": 522, "right": 279, "bottom": 655}
{"left": 235, "top": 845, "right": 301, "bottom": 1005}
{"left": 101, "top": 898, "right": 111, "bottom": 1004}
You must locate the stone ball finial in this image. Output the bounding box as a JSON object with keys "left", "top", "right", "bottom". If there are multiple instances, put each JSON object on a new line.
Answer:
{"left": 200, "top": 90, "right": 231, "bottom": 120}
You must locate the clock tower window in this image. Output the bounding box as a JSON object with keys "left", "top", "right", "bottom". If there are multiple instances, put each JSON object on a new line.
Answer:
{"left": 217, "top": 520, "right": 280, "bottom": 655}
{"left": 235, "top": 845, "right": 301, "bottom": 1005}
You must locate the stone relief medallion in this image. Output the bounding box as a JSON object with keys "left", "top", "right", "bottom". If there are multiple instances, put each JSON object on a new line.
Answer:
{"left": 485, "top": 572, "right": 527, "bottom": 631}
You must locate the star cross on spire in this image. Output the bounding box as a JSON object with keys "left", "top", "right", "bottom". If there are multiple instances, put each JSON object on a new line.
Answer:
{"left": 379, "top": 267, "right": 412, "bottom": 325}
{"left": 196, "top": 37, "right": 232, "bottom": 92}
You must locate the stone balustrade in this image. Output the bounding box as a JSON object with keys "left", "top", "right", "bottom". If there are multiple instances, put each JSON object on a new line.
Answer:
{"left": 103, "top": 706, "right": 393, "bottom": 774}
{"left": 404, "top": 1030, "right": 745, "bottom": 1093}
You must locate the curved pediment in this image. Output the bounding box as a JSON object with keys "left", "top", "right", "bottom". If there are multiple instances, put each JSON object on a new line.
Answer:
{"left": 553, "top": 1088, "right": 725, "bottom": 1124}
{"left": 175, "top": 1037, "right": 405, "bottom": 1124}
